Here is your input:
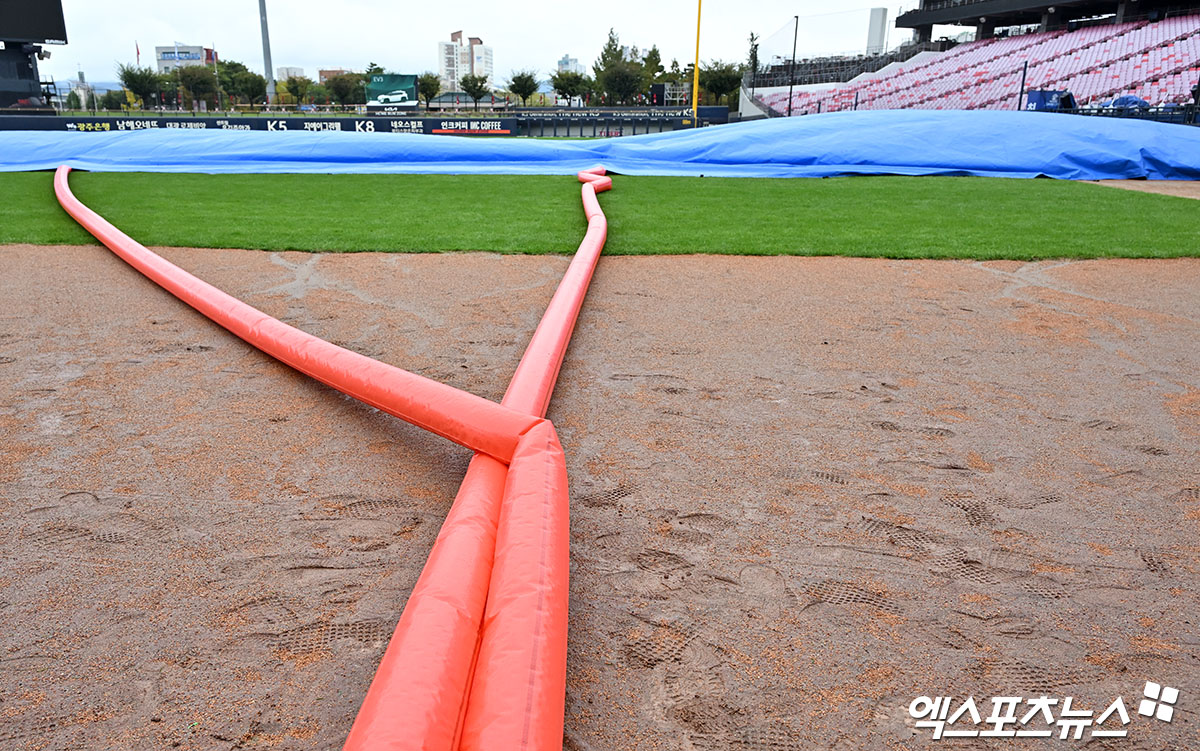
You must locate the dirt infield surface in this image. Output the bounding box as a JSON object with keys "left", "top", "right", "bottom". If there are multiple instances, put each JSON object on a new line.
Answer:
{"left": 2, "top": 245, "right": 1197, "bottom": 750}
{"left": 1092, "top": 180, "right": 1200, "bottom": 200}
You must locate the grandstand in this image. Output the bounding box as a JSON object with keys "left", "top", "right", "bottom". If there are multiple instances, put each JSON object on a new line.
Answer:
{"left": 748, "top": 41, "right": 954, "bottom": 88}
{"left": 754, "top": 1, "right": 1200, "bottom": 115}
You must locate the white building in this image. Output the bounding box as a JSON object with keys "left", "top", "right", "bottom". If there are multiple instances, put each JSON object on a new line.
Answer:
{"left": 438, "top": 31, "right": 493, "bottom": 91}
{"left": 867, "top": 8, "right": 889, "bottom": 54}
{"left": 556, "top": 54, "right": 584, "bottom": 75}
{"left": 155, "top": 44, "right": 216, "bottom": 75}
{"left": 277, "top": 66, "right": 304, "bottom": 80}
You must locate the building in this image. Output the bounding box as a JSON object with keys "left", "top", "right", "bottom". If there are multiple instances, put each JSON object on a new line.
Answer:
{"left": 866, "top": 8, "right": 888, "bottom": 54}
{"left": 438, "top": 31, "right": 493, "bottom": 91}
{"left": 556, "top": 54, "right": 584, "bottom": 74}
{"left": 155, "top": 44, "right": 216, "bottom": 75}
{"left": 276, "top": 66, "right": 304, "bottom": 80}
{"left": 318, "top": 68, "right": 351, "bottom": 84}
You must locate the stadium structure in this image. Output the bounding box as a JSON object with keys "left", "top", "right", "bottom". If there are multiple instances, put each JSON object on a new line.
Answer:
{"left": 749, "top": 0, "right": 1200, "bottom": 116}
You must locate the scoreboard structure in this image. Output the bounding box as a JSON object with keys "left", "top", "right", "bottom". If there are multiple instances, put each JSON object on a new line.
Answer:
{"left": 0, "top": 0, "right": 67, "bottom": 109}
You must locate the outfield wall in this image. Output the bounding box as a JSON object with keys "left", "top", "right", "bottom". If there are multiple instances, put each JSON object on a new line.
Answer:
{"left": 0, "top": 108, "right": 731, "bottom": 138}
{"left": 5, "top": 110, "right": 1200, "bottom": 179}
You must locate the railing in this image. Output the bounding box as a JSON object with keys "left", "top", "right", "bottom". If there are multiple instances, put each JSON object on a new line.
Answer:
{"left": 1068, "top": 102, "right": 1200, "bottom": 125}
{"left": 746, "top": 42, "right": 944, "bottom": 89}
{"left": 517, "top": 116, "right": 685, "bottom": 137}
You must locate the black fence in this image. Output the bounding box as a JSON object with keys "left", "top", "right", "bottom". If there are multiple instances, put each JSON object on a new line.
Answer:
{"left": 1066, "top": 103, "right": 1200, "bottom": 125}
{"left": 516, "top": 117, "right": 687, "bottom": 137}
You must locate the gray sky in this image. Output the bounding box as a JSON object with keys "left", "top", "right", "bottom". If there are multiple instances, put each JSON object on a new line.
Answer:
{"left": 43, "top": 1, "right": 936, "bottom": 84}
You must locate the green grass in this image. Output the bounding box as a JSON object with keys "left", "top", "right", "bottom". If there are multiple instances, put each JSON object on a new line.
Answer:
{"left": 3, "top": 171, "right": 1197, "bottom": 259}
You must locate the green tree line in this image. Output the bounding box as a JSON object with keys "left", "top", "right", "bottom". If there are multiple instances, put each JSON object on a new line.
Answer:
{"left": 105, "top": 59, "right": 375, "bottom": 111}
{"left": 97, "top": 32, "right": 755, "bottom": 113}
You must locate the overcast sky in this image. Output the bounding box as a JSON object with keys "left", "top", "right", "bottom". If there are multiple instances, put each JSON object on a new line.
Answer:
{"left": 38, "top": 1, "right": 951, "bottom": 84}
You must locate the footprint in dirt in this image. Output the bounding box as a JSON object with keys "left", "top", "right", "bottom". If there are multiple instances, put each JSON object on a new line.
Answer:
{"left": 605, "top": 549, "right": 697, "bottom": 600}
{"left": 623, "top": 616, "right": 699, "bottom": 669}
{"left": 222, "top": 593, "right": 303, "bottom": 631}
{"left": 941, "top": 493, "right": 997, "bottom": 528}
{"left": 651, "top": 509, "right": 734, "bottom": 545}
{"left": 738, "top": 564, "right": 795, "bottom": 621}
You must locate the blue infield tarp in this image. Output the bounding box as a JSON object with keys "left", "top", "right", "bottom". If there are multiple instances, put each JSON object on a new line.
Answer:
{"left": 2, "top": 109, "right": 1199, "bottom": 179}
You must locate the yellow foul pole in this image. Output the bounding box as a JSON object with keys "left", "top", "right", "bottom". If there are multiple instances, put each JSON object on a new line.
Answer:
{"left": 692, "top": 0, "right": 702, "bottom": 126}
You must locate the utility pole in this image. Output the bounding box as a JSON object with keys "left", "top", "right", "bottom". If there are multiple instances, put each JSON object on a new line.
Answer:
{"left": 787, "top": 15, "right": 799, "bottom": 117}
{"left": 692, "top": 0, "right": 702, "bottom": 126}
{"left": 1016, "top": 60, "right": 1028, "bottom": 110}
{"left": 259, "top": 0, "right": 275, "bottom": 104}
{"left": 212, "top": 42, "right": 223, "bottom": 110}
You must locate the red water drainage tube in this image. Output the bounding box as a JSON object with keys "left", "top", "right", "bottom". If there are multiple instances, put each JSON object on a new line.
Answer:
{"left": 345, "top": 168, "right": 612, "bottom": 751}
{"left": 55, "top": 165, "right": 614, "bottom": 751}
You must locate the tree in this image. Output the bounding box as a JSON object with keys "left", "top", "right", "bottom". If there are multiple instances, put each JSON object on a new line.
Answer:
{"left": 285, "top": 75, "right": 314, "bottom": 105}
{"left": 605, "top": 62, "right": 642, "bottom": 105}
{"left": 177, "top": 65, "right": 217, "bottom": 107}
{"left": 100, "top": 89, "right": 126, "bottom": 110}
{"left": 65, "top": 89, "right": 81, "bottom": 110}
{"left": 641, "top": 45, "right": 664, "bottom": 90}
{"left": 507, "top": 70, "right": 538, "bottom": 107}
{"left": 747, "top": 33, "right": 760, "bottom": 79}
{"left": 550, "top": 70, "right": 590, "bottom": 102}
{"left": 216, "top": 59, "right": 249, "bottom": 96}
{"left": 327, "top": 73, "right": 365, "bottom": 105}
{"left": 459, "top": 74, "right": 490, "bottom": 111}
{"left": 593, "top": 28, "right": 625, "bottom": 104}
{"left": 417, "top": 72, "right": 441, "bottom": 109}
{"left": 217, "top": 59, "right": 268, "bottom": 103}
{"left": 309, "top": 83, "right": 329, "bottom": 104}
{"left": 365, "top": 61, "right": 385, "bottom": 76}
{"left": 663, "top": 58, "right": 684, "bottom": 84}
{"left": 233, "top": 70, "right": 267, "bottom": 103}
{"left": 700, "top": 60, "right": 743, "bottom": 105}
{"left": 116, "top": 63, "right": 161, "bottom": 106}
{"left": 592, "top": 29, "right": 650, "bottom": 104}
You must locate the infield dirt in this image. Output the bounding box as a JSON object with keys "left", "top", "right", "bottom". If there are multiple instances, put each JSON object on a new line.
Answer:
{"left": 1091, "top": 179, "right": 1200, "bottom": 200}
{"left": 1, "top": 246, "right": 1197, "bottom": 750}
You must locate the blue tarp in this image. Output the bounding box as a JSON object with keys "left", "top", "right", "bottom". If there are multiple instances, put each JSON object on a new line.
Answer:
{"left": 2, "top": 109, "right": 1199, "bottom": 179}
{"left": 1110, "top": 95, "right": 1151, "bottom": 110}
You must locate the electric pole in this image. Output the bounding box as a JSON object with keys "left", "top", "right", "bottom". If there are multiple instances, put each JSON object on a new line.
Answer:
{"left": 259, "top": 0, "right": 275, "bottom": 104}
{"left": 788, "top": 15, "right": 799, "bottom": 117}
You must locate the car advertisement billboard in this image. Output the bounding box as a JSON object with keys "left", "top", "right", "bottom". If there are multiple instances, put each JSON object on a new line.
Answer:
{"left": 366, "top": 74, "right": 418, "bottom": 112}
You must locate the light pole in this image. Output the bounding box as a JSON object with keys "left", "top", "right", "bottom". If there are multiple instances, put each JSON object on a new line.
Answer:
{"left": 692, "top": 0, "right": 702, "bottom": 126}
{"left": 787, "top": 15, "right": 799, "bottom": 117}
{"left": 259, "top": 0, "right": 276, "bottom": 104}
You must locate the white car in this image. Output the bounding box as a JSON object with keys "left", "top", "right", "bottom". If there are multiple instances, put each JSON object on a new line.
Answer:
{"left": 376, "top": 90, "right": 409, "bottom": 104}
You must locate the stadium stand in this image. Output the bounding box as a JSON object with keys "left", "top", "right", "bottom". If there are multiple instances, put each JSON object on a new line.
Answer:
{"left": 757, "top": 10, "right": 1200, "bottom": 115}
{"left": 750, "top": 42, "right": 949, "bottom": 88}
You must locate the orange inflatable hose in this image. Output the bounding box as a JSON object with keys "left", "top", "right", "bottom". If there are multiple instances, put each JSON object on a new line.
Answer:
{"left": 503, "top": 168, "right": 611, "bottom": 417}
{"left": 458, "top": 420, "right": 570, "bottom": 751}
{"left": 343, "top": 451, "right": 508, "bottom": 751}
{"left": 345, "top": 168, "right": 612, "bottom": 751}
{"left": 53, "top": 166, "right": 540, "bottom": 463}
{"left": 54, "top": 164, "right": 611, "bottom": 751}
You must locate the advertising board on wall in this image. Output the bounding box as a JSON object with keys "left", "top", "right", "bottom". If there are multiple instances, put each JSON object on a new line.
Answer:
{"left": 0, "top": 115, "right": 520, "bottom": 136}
{"left": 365, "top": 74, "right": 418, "bottom": 113}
